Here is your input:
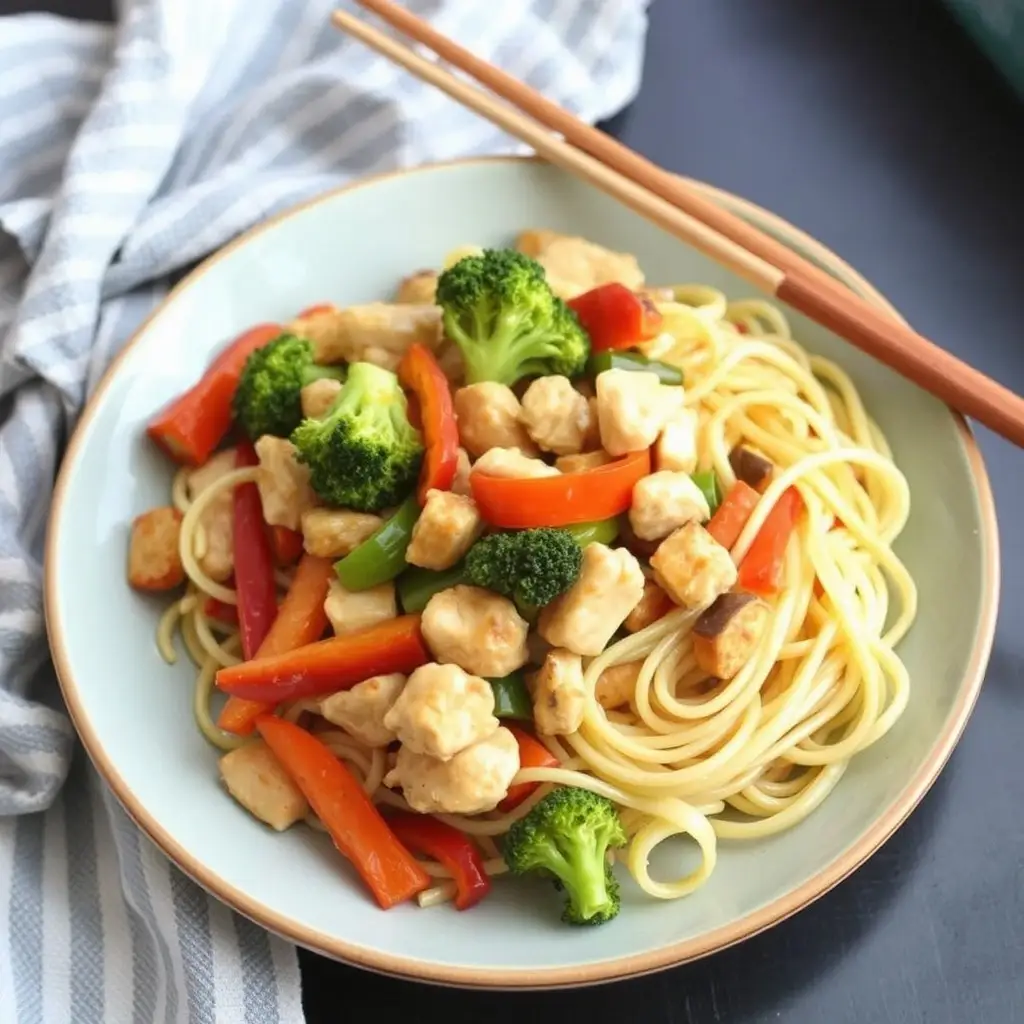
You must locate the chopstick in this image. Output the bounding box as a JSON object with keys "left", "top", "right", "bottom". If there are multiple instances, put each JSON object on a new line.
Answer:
{"left": 332, "top": 5, "right": 1024, "bottom": 448}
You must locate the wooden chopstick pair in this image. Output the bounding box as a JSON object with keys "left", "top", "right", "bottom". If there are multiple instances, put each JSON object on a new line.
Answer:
{"left": 332, "top": 1, "right": 1024, "bottom": 448}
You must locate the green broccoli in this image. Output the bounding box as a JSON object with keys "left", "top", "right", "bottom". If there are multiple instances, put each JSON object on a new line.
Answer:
{"left": 289, "top": 361, "right": 423, "bottom": 512}
{"left": 502, "top": 787, "right": 627, "bottom": 926}
{"left": 435, "top": 248, "right": 589, "bottom": 386}
{"left": 465, "top": 527, "right": 582, "bottom": 612}
{"left": 233, "top": 333, "right": 346, "bottom": 440}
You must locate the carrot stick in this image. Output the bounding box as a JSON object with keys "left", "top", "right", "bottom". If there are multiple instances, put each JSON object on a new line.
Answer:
{"left": 706, "top": 480, "right": 760, "bottom": 549}
{"left": 499, "top": 725, "right": 559, "bottom": 812}
{"left": 216, "top": 554, "right": 334, "bottom": 735}
{"left": 256, "top": 716, "right": 429, "bottom": 909}
{"left": 215, "top": 614, "right": 429, "bottom": 704}
{"left": 737, "top": 487, "right": 804, "bottom": 596}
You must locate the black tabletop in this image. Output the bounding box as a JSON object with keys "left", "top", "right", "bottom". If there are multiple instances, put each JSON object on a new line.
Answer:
{"left": 7, "top": 0, "right": 1024, "bottom": 1021}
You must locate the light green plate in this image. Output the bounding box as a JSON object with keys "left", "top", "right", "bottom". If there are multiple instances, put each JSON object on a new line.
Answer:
{"left": 45, "top": 157, "right": 999, "bottom": 988}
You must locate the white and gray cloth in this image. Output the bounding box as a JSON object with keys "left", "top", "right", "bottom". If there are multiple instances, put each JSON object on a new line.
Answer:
{"left": 0, "top": 1, "right": 649, "bottom": 1021}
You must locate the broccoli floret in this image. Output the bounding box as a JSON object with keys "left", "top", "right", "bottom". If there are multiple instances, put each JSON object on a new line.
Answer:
{"left": 503, "top": 787, "right": 627, "bottom": 926}
{"left": 233, "top": 333, "right": 346, "bottom": 440}
{"left": 435, "top": 248, "right": 590, "bottom": 386}
{"left": 289, "top": 361, "right": 423, "bottom": 512}
{"left": 465, "top": 527, "right": 582, "bottom": 611}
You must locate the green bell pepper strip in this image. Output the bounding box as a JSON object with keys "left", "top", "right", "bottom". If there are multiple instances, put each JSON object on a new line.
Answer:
{"left": 395, "top": 518, "right": 620, "bottom": 613}
{"left": 690, "top": 470, "right": 722, "bottom": 516}
{"left": 586, "top": 350, "right": 683, "bottom": 386}
{"left": 488, "top": 672, "right": 533, "bottom": 721}
{"left": 334, "top": 496, "right": 420, "bottom": 591}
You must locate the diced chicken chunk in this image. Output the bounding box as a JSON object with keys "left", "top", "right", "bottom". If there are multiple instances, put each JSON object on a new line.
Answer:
{"left": 301, "top": 508, "right": 382, "bottom": 558}
{"left": 595, "top": 660, "right": 643, "bottom": 710}
{"left": 692, "top": 593, "right": 770, "bottom": 679}
{"left": 395, "top": 270, "right": 438, "bottom": 305}
{"left": 538, "top": 544, "right": 645, "bottom": 657}
{"left": 187, "top": 449, "right": 237, "bottom": 582}
{"left": 515, "top": 230, "right": 645, "bottom": 299}
{"left": 383, "top": 662, "right": 497, "bottom": 760}
{"left": 471, "top": 447, "right": 559, "bottom": 480}
{"left": 128, "top": 507, "right": 184, "bottom": 591}
{"left": 219, "top": 742, "right": 309, "bottom": 832}
{"left": 319, "top": 673, "right": 406, "bottom": 747}
{"left": 450, "top": 447, "right": 472, "bottom": 497}
{"left": 300, "top": 378, "right": 343, "bottom": 419}
{"left": 528, "top": 649, "right": 586, "bottom": 736}
{"left": 384, "top": 726, "right": 520, "bottom": 815}
{"left": 554, "top": 450, "right": 612, "bottom": 474}
{"left": 624, "top": 578, "right": 674, "bottom": 632}
{"left": 650, "top": 522, "right": 737, "bottom": 609}
{"left": 405, "top": 488, "right": 484, "bottom": 571}
{"left": 655, "top": 408, "right": 700, "bottom": 474}
{"left": 254, "top": 435, "right": 316, "bottom": 531}
{"left": 596, "top": 370, "right": 684, "bottom": 456}
{"left": 629, "top": 471, "right": 711, "bottom": 542}
{"left": 323, "top": 579, "right": 396, "bottom": 636}
{"left": 519, "top": 375, "right": 592, "bottom": 455}
{"left": 454, "top": 382, "right": 538, "bottom": 458}
{"left": 287, "top": 303, "right": 442, "bottom": 371}
{"left": 421, "top": 585, "right": 529, "bottom": 678}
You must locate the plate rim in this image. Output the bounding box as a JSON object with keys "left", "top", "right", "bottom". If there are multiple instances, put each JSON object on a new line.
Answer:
{"left": 44, "top": 154, "right": 1001, "bottom": 989}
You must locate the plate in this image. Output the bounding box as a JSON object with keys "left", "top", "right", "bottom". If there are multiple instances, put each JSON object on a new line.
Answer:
{"left": 45, "top": 156, "right": 999, "bottom": 988}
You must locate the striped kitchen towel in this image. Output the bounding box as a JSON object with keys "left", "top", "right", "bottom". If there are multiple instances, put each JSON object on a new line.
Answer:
{"left": 0, "top": 1, "right": 649, "bottom": 1021}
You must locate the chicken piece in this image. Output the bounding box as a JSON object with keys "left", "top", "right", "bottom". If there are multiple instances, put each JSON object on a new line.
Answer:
{"left": 219, "top": 742, "right": 309, "bottom": 832}
{"left": 435, "top": 340, "right": 465, "bottom": 384}
{"left": 254, "top": 435, "right": 317, "bottom": 531}
{"left": 527, "top": 649, "right": 586, "bottom": 736}
{"left": 318, "top": 673, "right": 406, "bottom": 747}
{"left": 421, "top": 585, "right": 530, "bottom": 678}
{"left": 692, "top": 593, "right": 770, "bottom": 680}
{"left": 629, "top": 471, "right": 711, "bottom": 542}
{"left": 596, "top": 370, "right": 684, "bottom": 457}
{"left": 655, "top": 408, "right": 700, "bottom": 474}
{"left": 405, "top": 488, "right": 484, "bottom": 571}
{"left": 442, "top": 244, "right": 484, "bottom": 269}
{"left": 323, "top": 579, "right": 396, "bottom": 636}
{"left": 395, "top": 269, "right": 438, "bottom": 305}
{"left": 538, "top": 543, "right": 645, "bottom": 657}
{"left": 383, "top": 662, "right": 498, "bottom": 760}
{"left": 471, "top": 447, "right": 560, "bottom": 480}
{"left": 650, "top": 522, "right": 737, "bottom": 610}
{"left": 300, "top": 377, "right": 343, "bottom": 419}
{"left": 287, "top": 303, "right": 443, "bottom": 371}
{"left": 595, "top": 660, "right": 643, "bottom": 710}
{"left": 554, "top": 450, "right": 612, "bottom": 474}
{"left": 519, "top": 375, "right": 592, "bottom": 455}
{"left": 450, "top": 447, "right": 473, "bottom": 497}
{"left": 514, "top": 230, "right": 645, "bottom": 299}
{"left": 453, "top": 382, "right": 538, "bottom": 458}
{"left": 624, "top": 578, "right": 674, "bottom": 632}
{"left": 384, "top": 726, "right": 520, "bottom": 815}
{"left": 187, "top": 448, "right": 237, "bottom": 582}
{"left": 301, "top": 508, "right": 382, "bottom": 559}
{"left": 127, "top": 507, "right": 184, "bottom": 591}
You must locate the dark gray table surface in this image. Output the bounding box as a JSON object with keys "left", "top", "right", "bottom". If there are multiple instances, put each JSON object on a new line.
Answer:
{"left": 5, "top": 0, "right": 1024, "bottom": 1021}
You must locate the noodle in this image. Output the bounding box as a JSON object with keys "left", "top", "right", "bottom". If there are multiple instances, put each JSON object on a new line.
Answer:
{"left": 155, "top": 283, "right": 916, "bottom": 911}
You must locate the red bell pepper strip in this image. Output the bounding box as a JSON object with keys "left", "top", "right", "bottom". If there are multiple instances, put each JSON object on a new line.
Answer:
{"left": 232, "top": 443, "right": 278, "bottom": 660}
{"left": 398, "top": 343, "right": 459, "bottom": 504}
{"left": 215, "top": 614, "right": 429, "bottom": 704}
{"left": 737, "top": 487, "right": 804, "bottom": 596}
{"left": 270, "top": 526, "right": 304, "bottom": 567}
{"left": 204, "top": 596, "right": 239, "bottom": 627}
{"left": 706, "top": 480, "right": 760, "bottom": 550}
{"left": 386, "top": 814, "right": 491, "bottom": 910}
{"left": 567, "top": 283, "right": 662, "bottom": 353}
{"left": 146, "top": 323, "right": 281, "bottom": 465}
{"left": 499, "top": 725, "right": 560, "bottom": 812}
{"left": 256, "top": 716, "right": 429, "bottom": 909}
{"left": 471, "top": 449, "right": 651, "bottom": 529}
{"left": 217, "top": 554, "right": 334, "bottom": 735}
